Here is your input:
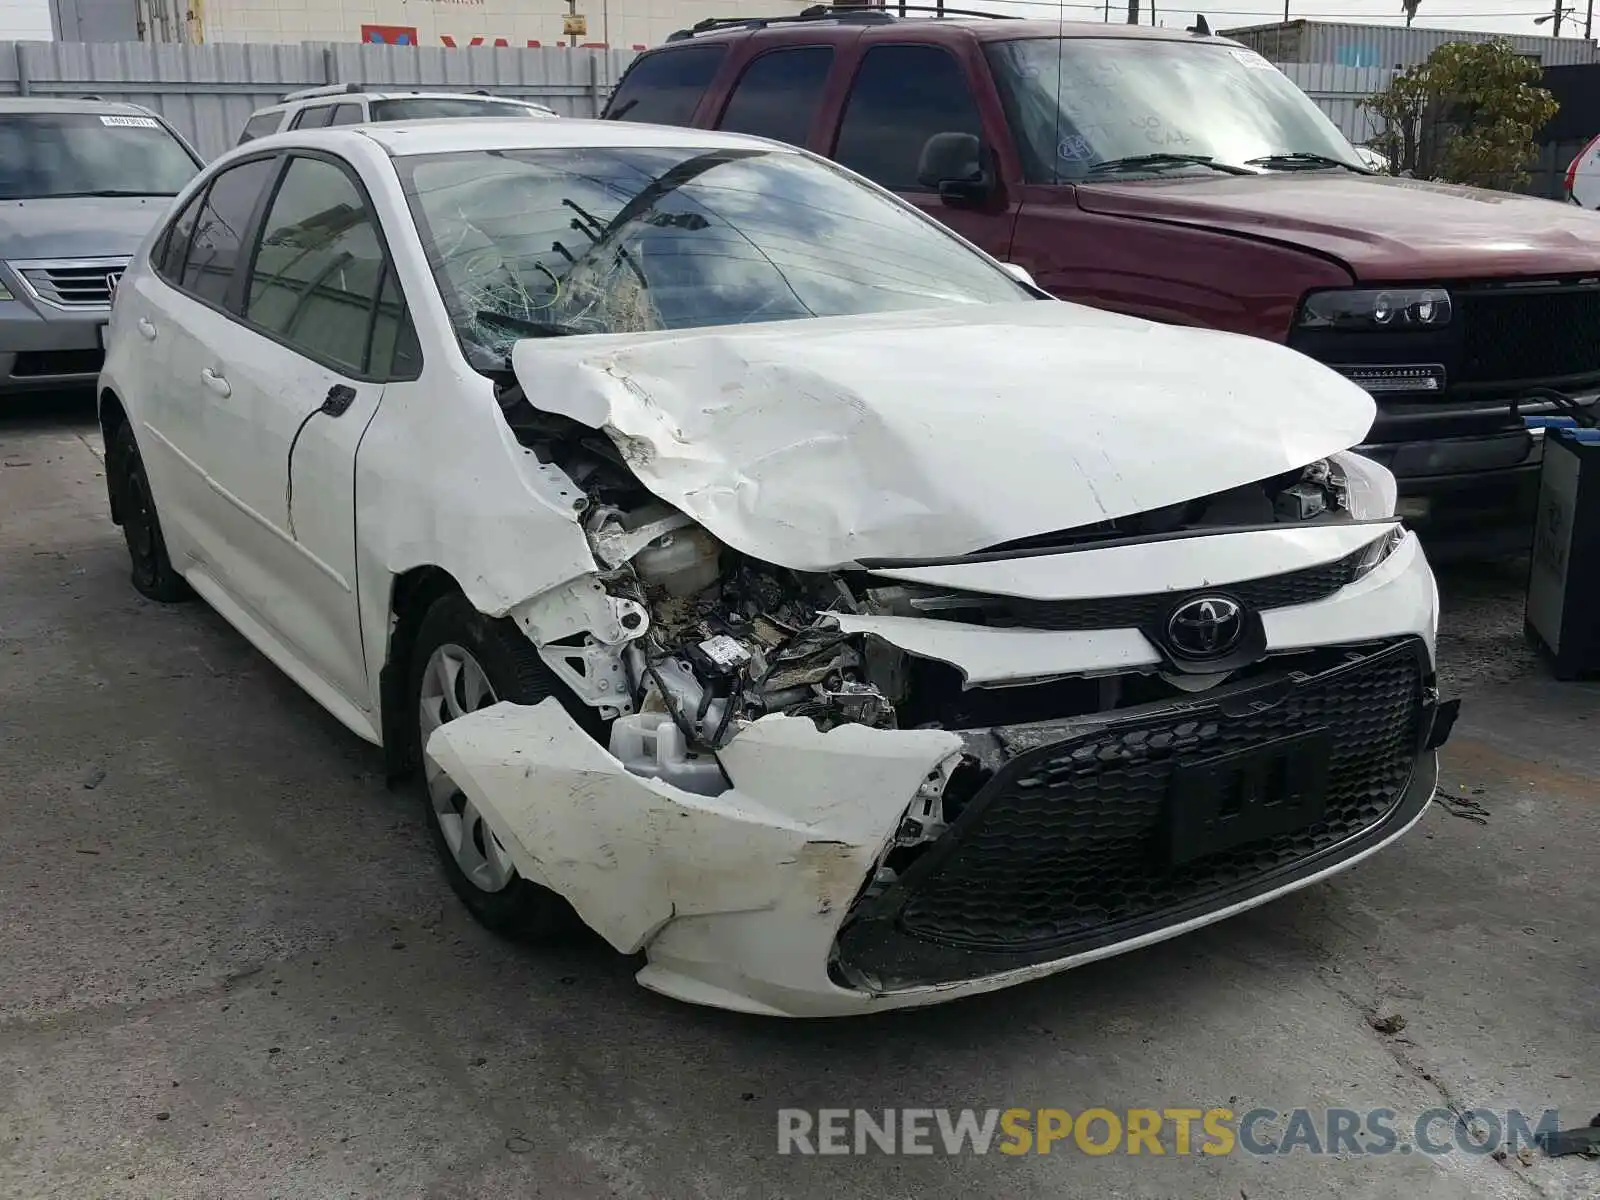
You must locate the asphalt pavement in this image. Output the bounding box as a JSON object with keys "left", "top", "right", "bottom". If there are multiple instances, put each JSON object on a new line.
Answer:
{"left": 1, "top": 394, "right": 1596, "bottom": 1200}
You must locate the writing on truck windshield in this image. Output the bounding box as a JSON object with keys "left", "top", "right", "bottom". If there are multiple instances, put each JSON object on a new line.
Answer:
{"left": 985, "top": 38, "right": 1362, "bottom": 182}
{"left": 0, "top": 113, "right": 198, "bottom": 200}
{"left": 397, "top": 145, "right": 1031, "bottom": 367}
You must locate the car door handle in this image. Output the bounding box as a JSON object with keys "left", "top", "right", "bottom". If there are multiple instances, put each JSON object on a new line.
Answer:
{"left": 200, "top": 368, "right": 231, "bottom": 398}
{"left": 136, "top": 317, "right": 157, "bottom": 341}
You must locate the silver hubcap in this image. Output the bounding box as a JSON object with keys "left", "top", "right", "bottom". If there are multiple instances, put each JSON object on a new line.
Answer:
{"left": 419, "top": 643, "right": 516, "bottom": 893}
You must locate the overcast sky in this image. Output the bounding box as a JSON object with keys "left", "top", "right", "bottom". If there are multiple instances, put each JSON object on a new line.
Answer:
{"left": 974, "top": 0, "right": 1594, "bottom": 39}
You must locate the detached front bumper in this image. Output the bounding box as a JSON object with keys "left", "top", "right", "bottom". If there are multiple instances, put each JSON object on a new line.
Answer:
{"left": 429, "top": 528, "right": 1450, "bottom": 1018}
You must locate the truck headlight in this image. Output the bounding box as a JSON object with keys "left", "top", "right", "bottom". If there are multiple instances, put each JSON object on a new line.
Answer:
{"left": 1299, "top": 287, "right": 1452, "bottom": 330}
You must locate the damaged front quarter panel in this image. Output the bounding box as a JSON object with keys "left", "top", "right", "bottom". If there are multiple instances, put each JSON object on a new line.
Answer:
{"left": 425, "top": 699, "right": 962, "bottom": 1014}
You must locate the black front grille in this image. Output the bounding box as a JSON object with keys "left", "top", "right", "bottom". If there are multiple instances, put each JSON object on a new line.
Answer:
{"left": 10, "top": 349, "right": 104, "bottom": 378}
{"left": 888, "top": 539, "right": 1375, "bottom": 632}
{"left": 1457, "top": 284, "right": 1600, "bottom": 385}
{"left": 842, "top": 642, "right": 1425, "bottom": 978}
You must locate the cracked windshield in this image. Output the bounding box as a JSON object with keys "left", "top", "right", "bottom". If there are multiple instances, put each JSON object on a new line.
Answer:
{"left": 986, "top": 37, "right": 1363, "bottom": 182}
{"left": 397, "top": 145, "right": 1030, "bottom": 368}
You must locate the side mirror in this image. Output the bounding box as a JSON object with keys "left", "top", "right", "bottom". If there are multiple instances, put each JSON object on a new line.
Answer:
{"left": 1000, "top": 262, "right": 1036, "bottom": 288}
{"left": 917, "top": 131, "right": 993, "bottom": 206}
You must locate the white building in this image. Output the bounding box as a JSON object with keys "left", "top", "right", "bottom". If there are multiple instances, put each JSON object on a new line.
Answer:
{"left": 1, "top": 0, "right": 53, "bottom": 39}
{"left": 196, "top": 0, "right": 808, "bottom": 51}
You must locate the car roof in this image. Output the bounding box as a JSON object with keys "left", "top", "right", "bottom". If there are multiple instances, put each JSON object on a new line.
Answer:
{"left": 330, "top": 116, "right": 780, "bottom": 158}
{"left": 665, "top": 15, "right": 1238, "bottom": 47}
{"left": 0, "top": 97, "right": 166, "bottom": 116}
{"left": 268, "top": 90, "right": 550, "bottom": 107}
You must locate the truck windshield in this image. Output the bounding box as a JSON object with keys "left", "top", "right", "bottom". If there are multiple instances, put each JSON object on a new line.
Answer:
{"left": 985, "top": 38, "right": 1363, "bottom": 183}
{"left": 398, "top": 144, "right": 1031, "bottom": 367}
{"left": 0, "top": 113, "right": 199, "bottom": 200}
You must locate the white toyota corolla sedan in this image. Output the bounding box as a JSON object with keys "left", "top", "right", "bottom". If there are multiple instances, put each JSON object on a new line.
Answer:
{"left": 98, "top": 118, "right": 1456, "bottom": 1018}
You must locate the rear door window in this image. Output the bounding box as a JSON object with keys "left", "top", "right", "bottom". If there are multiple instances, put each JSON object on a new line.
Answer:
{"left": 834, "top": 45, "right": 983, "bottom": 192}
{"left": 716, "top": 47, "right": 834, "bottom": 147}
{"left": 238, "top": 112, "right": 283, "bottom": 143}
{"left": 326, "top": 103, "right": 366, "bottom": 126}
{"left": 179, "top": 157, "right": 277, "bottom": 307}
{"left": 290, "top": 104, "right": 336, "bottom": 129}
{"left": 604, "top": 46, "right": 726, "bottom": 126}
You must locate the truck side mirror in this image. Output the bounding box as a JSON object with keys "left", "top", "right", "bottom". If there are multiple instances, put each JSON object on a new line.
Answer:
{"left": 917, "top": 131, "right": 993, "bottom": 206}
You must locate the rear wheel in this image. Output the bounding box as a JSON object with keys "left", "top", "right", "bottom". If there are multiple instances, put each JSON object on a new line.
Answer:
{"left": 407, "top": 592, "right": 579, "bottom": 939}
{"left": 108, "top": 422, "right": 189, "bottom": 603}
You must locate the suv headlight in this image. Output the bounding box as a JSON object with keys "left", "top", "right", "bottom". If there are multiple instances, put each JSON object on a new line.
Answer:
{"left": 1299, "top": 287, "right": 1452, "bottom": 330}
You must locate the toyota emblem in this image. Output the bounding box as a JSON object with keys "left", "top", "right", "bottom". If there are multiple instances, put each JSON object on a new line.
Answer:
{"left": 1166, "top": 595, "right": 1245, "bottom": 659}
{"left": 105, "top": 269, "right": 124, "bottom": 298}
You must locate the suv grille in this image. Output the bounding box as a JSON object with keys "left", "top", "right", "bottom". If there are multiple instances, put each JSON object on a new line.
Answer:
{"left": 1456, "top": 283, "right": 1600, "bottom": 385}
{"left": 15, "top": 259, "right": 129, "bottom": 310}
{"left": 883, "top": 537, "right": 1377, "bottom": 631}
{"left": 10, "top": 349, "right": 104, "bottom": 377}
{"left": 838, "top": 641, "right": 1426, "bottom": 981}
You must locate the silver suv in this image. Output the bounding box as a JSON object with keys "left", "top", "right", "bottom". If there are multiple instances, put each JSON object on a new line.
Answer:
{"left": 236, "top": 85, "right": 558, "bottom": 144}
{"left": 0, "top": 98, "right": 201, "bottom": 396}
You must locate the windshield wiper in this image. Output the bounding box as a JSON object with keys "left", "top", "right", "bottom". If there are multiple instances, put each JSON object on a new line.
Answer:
{"left": 1085, "top": 154, "right": 1253, "bottom": 177}
{"left": 474, "top": 310, "right": 586, "bottom": 338}
{"left": 1245, "top": 152, "right": 1368, "bottom": 174}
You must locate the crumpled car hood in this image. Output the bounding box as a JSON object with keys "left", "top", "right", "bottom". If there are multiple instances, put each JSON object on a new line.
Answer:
{"left": 511, "top": 300, "right": 1376, "bottom": 571}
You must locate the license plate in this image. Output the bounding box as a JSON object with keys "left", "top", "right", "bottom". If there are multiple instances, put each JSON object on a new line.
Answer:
{"left": 1166, "top": 730, "right": 1331, "bottom": 865}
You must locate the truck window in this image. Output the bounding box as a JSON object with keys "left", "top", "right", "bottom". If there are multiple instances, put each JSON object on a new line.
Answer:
{"left": 716, "top": 47, "right": 835, "bottom": 148}
{"left": 604, "top": 46, "right": 726, "bottom": 126}
{"left": 834, "top": 45, "right": 983, "bottom": 192}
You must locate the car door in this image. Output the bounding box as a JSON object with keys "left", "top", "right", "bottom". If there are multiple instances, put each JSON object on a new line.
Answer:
{"left": 202, "top": 152, "right": 416, "bottom": 709}
{"left": 828, "top": 42, "right": 1019, "bottom": 261}
{"left": 136, "top": 154, "right": 280, "bottom": 589}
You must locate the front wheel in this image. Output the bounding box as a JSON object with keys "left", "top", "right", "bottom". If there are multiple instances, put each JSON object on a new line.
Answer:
{"left": 407, "top": 592, "right": 579, "bottom": 940}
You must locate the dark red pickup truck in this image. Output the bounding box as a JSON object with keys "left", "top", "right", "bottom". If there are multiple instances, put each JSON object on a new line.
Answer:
{"left": 602, "top": 9, "right": 1600, "bottom": 557}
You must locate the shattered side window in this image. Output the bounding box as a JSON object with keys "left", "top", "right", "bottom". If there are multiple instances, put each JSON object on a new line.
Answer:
{"left": 396, "top": 144, "right": 1032, "bottom": 369}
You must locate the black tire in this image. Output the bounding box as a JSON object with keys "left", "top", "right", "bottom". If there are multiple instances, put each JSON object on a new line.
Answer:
{"left": 108, "top": 421, "right": 190, "bottom": 603}
{"left": 406, "top": 591, "right": 582, "bottom": 940}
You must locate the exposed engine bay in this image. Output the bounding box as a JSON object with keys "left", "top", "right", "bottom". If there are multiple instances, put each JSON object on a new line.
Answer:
{"left": 498, "top": 380, "right": 1375, "bottom": 801}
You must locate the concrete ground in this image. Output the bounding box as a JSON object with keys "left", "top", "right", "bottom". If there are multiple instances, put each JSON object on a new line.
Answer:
{"left": 1, "top": 395, "right": 1596, "bottom": 1200}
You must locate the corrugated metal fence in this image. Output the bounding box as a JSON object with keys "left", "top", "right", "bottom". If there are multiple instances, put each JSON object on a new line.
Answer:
{"left": 0, "top": 40, "right": 639, "bottom": 159}
{"left": 1280, "top": 62, "right": 1398, "bottom": 147}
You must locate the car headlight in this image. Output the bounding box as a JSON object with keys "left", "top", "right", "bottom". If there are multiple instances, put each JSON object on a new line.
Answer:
{"left": 1329, "top": 450, "right": 1397, "bottom": 520}
{"left": 1299, "top": 287, "right": 1452, "bottom": 330}
{"left": 1349, "top": 524, "right": 1407, "bottom": 584}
